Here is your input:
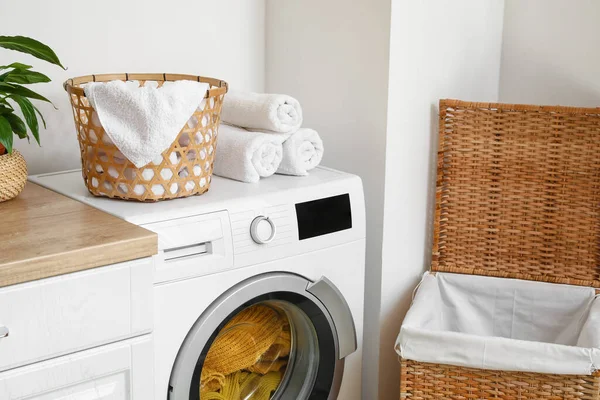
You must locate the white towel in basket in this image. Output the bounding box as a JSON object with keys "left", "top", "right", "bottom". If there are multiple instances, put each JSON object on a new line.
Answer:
{"left": 85, "top": 80, "right": 208, "bottom": 168}
{"left": 276, "top": 128, "right": 324, "bottom": 176}
{"left": 221, "top": 91, "right": 303, "bottom": 133}
{"left": 213, "top": 124, "right": 286, "bottom": 183}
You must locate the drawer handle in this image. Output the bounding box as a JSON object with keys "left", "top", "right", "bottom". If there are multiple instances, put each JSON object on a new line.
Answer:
{"left": 0, "top": 326, "right": 8, "bottom": 338}
{"left": 164, "top": 242, "right": 209, "bottom": 262}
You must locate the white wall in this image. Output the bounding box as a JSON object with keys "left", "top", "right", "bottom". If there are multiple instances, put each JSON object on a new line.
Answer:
{"left": 378, "top": 1, "right": 505, "bottom": 398}
{"left": 265, "top": 1, "right": 391, "bottom": 398}
{"left": 499, "top": 0, "right": 600, "bottom": 106}
{"left": 1, "top": 0, "right": 265, "bottom": 174}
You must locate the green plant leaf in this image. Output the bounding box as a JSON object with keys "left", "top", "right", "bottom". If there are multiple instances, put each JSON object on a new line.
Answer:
{"left": 1, "top": 69, "right": 51, "bottom": 84}
{"left": 11, "top": 95, "right": 39, "bottom": 144}
{"left": 0, "top": 115, "right": 13, "bottom": 153}
{"left": 4, "top": 113, "right": 28, "bottom": 140}
{"left": 0, "top": 82, "right": 53, "bottom": 106}
{"left": 0, "top": 62, "right": 32, "bottom": 71}
{"left": 0, "top": 36, "right": 65, "bottom": 69}
{"left": 0, "top": 97, "right": 13, "bottom": 109}
{"left": 32, "top": 104, "right": 46, "bottom": 129}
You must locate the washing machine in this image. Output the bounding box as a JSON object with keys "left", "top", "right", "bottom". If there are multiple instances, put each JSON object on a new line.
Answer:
{"left": 30, "top": 166, "right": 365, "bottom": 400}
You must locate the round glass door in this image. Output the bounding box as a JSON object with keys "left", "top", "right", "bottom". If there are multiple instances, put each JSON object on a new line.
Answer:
{"left": 198, "top": 300, "right": 320, "bottom": 399}
{"left": 169, "top": 274, "right": 353, "bottom": 400}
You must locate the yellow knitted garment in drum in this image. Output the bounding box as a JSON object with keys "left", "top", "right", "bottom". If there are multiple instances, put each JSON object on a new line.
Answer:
{"left": 248, "top": 325, "right": 291, "bottom": 375}
{"left": 200, "top": 304, "right": 289, "bottom": 393}
{"left": 201, "top": 371, "right": 283, "bottom": 400}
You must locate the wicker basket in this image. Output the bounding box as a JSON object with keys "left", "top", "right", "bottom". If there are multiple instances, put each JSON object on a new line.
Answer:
{"left": 64, "top": 73, "right": 228, "bottom": 202}
{"left": 0, "top": 150, "right": 27, "bottom": 202}
{"left": 400, "top": 99, "right": 600, "bottom": 399}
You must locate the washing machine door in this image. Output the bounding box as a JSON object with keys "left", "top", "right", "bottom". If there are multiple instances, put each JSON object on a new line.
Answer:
{"left": 168, "top": 272, "right": 357, "bottom": 400}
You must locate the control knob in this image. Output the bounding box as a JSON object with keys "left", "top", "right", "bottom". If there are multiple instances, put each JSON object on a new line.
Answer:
{"left": 250, "top": 216, "right": 276, "bottom": 244}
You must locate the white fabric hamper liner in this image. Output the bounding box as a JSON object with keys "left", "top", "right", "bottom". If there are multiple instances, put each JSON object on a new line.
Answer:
{"left": 396, "top": 272, "right": 600, "bottom": 375}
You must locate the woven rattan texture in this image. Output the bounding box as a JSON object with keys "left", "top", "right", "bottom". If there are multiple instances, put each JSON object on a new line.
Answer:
{"left": 400, "top": 359, "right": 600, "bottom": 400}
{"left": 65, "top": 74, "right": 227, "bottom": 202}
{"left": 433, "top": 99, "right": 600, "bottom": 287}
{"left": 0, "top": 150, "right": 27, "bottom": 202}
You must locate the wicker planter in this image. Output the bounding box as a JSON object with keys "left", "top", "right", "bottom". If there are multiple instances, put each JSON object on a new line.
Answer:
{"left": 0, "top": 150, "right": 27, "bottom": 202}
{"left": 400, "top": 99, "right": 600, "bottom": 400}
{"left": 64, "top": 73, "right": 228, "bottom": 202}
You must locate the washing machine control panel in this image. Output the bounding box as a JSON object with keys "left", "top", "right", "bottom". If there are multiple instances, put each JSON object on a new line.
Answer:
{"left": 228, "top": 188, "right": 364, "bottom": 269}
{"left": 230, "top": 204, "right": 297, "bottom": 256}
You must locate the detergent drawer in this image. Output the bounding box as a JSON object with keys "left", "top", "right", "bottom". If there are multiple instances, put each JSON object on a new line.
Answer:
{"left": 143, "top": 211, "right": 233, "bottom": 283}
{"left": 0, "top": 258, "right": 153, "bottom": 372}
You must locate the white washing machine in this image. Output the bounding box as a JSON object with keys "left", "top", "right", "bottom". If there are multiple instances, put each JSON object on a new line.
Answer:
{"left": 31, "top": 166, "right": 365, "bottom": 400}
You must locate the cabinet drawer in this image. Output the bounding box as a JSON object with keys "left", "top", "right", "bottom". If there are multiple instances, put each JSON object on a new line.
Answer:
{"left": 0, "top": 258, "right": 153, "bottom": 372}
{"left": 0, "top": 335, "right": 153, "bottom": 400}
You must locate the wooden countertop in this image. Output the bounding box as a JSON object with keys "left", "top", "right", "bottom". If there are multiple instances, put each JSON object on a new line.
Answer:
{"left": 0, "top": 183, "right": 157, "bottom": 288}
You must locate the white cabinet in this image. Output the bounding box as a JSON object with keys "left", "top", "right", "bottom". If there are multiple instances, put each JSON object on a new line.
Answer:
{"left": 0, "top": 336, "right": 153, "bottom": 400}
{"left": 0, "top": 258, "right": 153, "bottom": 372}
{"left": 0, "top": 257, "right": 155, "bottom": 400}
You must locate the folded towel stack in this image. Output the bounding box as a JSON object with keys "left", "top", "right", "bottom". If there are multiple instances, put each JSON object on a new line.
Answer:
{"left": 215, "top": 90, "right": 324, "bottom": 183}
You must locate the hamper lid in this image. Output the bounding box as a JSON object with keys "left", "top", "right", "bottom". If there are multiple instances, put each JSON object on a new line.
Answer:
{"left": 432, "top": 99, "right": 600, "bottom": 287}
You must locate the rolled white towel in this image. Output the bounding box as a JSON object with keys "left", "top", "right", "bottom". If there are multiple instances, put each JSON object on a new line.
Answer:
{"left": 221, "top": 91, "right": 303, "bottom": 133}
{"left": 277, "top": 128, "right": 324, "bottom": 176}
{"left": 213, "top": 124, "right": 286, "bottom": 183}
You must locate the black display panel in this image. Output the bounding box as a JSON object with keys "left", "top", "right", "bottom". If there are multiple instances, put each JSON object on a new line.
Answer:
{"left": 296, "top": 194, "right": 352, "bottom": 240}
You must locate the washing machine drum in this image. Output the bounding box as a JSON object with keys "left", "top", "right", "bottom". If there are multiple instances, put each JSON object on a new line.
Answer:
{"left": 168, "top": 273, "right": 357, "bottom": 400}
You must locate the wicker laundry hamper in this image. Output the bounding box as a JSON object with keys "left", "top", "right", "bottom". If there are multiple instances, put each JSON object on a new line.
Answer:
{"left": 64, "top": 73, "right": 228, "bottom": 202}
{"left": 400, "top": 99, "right": 600, "bottom": 400}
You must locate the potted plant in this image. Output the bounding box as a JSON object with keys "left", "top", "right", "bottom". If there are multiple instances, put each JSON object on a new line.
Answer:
{"left": 0, "top": 36, "right": 64, "bottom": 202}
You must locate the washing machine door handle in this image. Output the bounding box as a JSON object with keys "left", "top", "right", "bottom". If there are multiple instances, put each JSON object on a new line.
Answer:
{"left": 307, "top": 277, "right": 357, "bottom": 359}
